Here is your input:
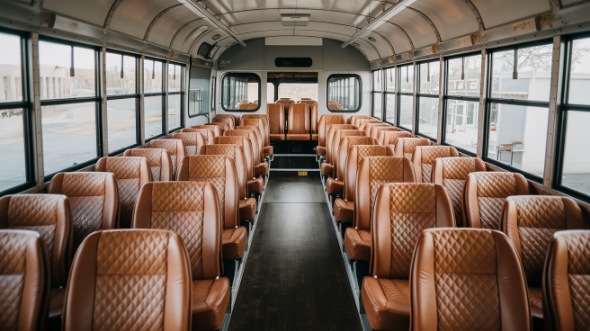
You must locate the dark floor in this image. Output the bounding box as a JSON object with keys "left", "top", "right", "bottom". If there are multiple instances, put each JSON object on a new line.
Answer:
{"left": 270, "top": 155, "right": 319, "bottom": 170}
{"left": 271, "top": 140, "right": 318, "bottom": 154}
{"left": 228, "top": 172, "right": 362, "bottom": 331}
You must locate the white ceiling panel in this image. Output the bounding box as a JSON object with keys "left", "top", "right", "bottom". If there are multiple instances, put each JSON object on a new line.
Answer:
{"left": 44, "top": 0, "right": 115, "bottom": 26}
{"left": 375, "top": 23, "right": 413, "bottom": 54}
{"left": 146, "top": 5, "right": 200, "bottom": 46}
{"left": 410, "top": 0, "right": 479, "bottom": 40}
{"left": 387, "top": 9, "right": 437, "bottom": 49}
{"left": 471, "top": 0, "right": 551, "bottom": 29}
{"left": 172, "top": 22, "right": 211, "bottom": 53}
{"left": 110, "top": 0, "right": 181, "bottom": 39}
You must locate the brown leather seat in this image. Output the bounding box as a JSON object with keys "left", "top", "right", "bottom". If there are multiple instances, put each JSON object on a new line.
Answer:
{"left": 200, "top": 144, "right": 257, "bottom": 223}
{"left": 299, "top": 99, "right": 318, "bottom": 140}
{"left": 543, "top": 230, "right": 590, "bottom": 331}
{"left": 465, "top": 172, "right": 529, "bottom": 229}
{"left": 178, "top": 155, "right": 247, "bottom": 260}
{"left": 325, "top": 129, "right": 366, "bottom": 180}
{"left": 316, "top": 114, "right": 347, "bottom": 158}
{"left": 133, "top": 182, "right": 230, "bottom": 330}
{"left": 412, "top": 146, "right": 459, "bottom": 183}
{"left": 287, "top": 103, "right": 311, "bottom": 141}
{"left": 96, "top": 157, "right": 151, "bottom": 229}
{"left": 503, "top": 196, "right": 588, "bottom": 329}
{"left": 320, "top": 124, "right": 357, "bottom": 178}
{"left": 349, "top": 115, "right": 371, "bottom": 126}
{"left": 212, "top": 114, "right": 236, "bottom": 129}
{"left": 432, "top": 157, "right": 486, "bottom": 227}
{"left": 355, "top": 118, "right": 381, "bottom": 131}
{"left": 241, "top": 115, "right": 273, "bottom": 158}
{"left": 124, "top": 148, "right": 173, "bottom": 181}
{"left": 48, "top": 172, "right": 119, "bottom": 253}
{"left": 63, "top": 229, "right": 192, "bottom": 331}
{"left": 207, "top": 121, "right": 229, "bottom": 134}
{"left": 182, "top": 128, "right": 215, "bottom": 145}
{"left": 188, "top": 126, "right": 218, "bottom": 142}
{"left": 147, "top": 138, "right": 185, "bottom": 180}
{"left": 0, "top": 230, "right": 49, "bottom": 331}
{"left": 361, "top": 183, "right": 455, "bottom": 331}
{"left": 370, "top": 126, "right": 399, "bottom": 141}
{"left": 238, "top": 124, "right": 265, "bottom": 163}
{"left": 362, "top": 122, "right": 391, "bottom": 135}
{"left": 172, "top": 132, "right": 207, "bottom": 156}
{"left": 410, "top": 228, "right": 530, "bottom": 331}
{"left": 225, "top": 129, "right": 268, "bottom": 178}
{"left": 326, "top": 136, "right": 376, "bottom": 198}
{"left": 344, "top": 156, "right": 416, "bottom": 262}
{"left": 379, "top": 130, "right": 413, "bottom": 147}
{"left": 202, "top": 124, "right": 223, "bottom": 137}
{"left": 334, "top": 145, "right": 393, "bottom": 225}
{"left": 214, "top": 136, "right": 263, "bottom": 196}
{"left": 267, "top": 103, "right": 286, "bottom": 141}
{"left": 394, "top": 137, "right": 431, "bottom": 159}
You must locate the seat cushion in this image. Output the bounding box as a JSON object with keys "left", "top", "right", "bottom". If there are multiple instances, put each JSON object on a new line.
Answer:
{"left": 222, "top": 227, "right": 248, "bottom": 259}
{"left": 247, "top": 177, "right": 264, "bottom": 195}
{"left": 286, "top": 133, "right": 311, "bottom": 141}
{"left": 270, "top": 134, "right": 285, "bottom": 141}
{"left": 239, "top": 198, "right": 257, "bottom": 221}
{"left": 320, "top": 163, "right": 334, "bottom": 177}
{"left": 326, "top": 178, "right": 344, "bottom": 196}
{"left": 192, "top": 278, "right": 230, "bottom": 331}
{"left": 361, "top": 277, "right": 410, "bottom": 331}
{"left": 344, "top": 228, "right": 371, "bottom": 261}
{"left": 263, "top": 145, "right": 273, "bottom": 157}
{"left": 311, "top": 133, "right": 318, "bottom": 141}
{"left": 529, "top": 287, "right": 543, "bottom": 321}
{"left": 255, "top": 163, "right": 269, "bottom": 177}
{"left": 334, "top": 199, "right": 354, "bottom": 224}
{"left": 49, "top": 287, "right": 65, "bottom": 318}
{"left": 316, "top": 145, "right": 326, "bottom": 157}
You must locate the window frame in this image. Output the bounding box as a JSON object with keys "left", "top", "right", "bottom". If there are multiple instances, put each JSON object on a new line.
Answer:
{"left": 416, "top": 59, "right": 440, "bottom": 141}
{"left": 105, "top": 50, "right": 140, "bottom": 155}
{"left": 371, "top": 70, "right": 383, "bottom": 119}
{"left": 38, "top": 37, "right": 103, "bottom": 179}
{"left": 143, "top": 57, "right": 166, "bottom": 141}
{"left": 167, "top": 61, "right": 185, "bottom": 132}
{"left": 326, "top": 74, "right": 362, "bottom": 113}
{"left": 220, "top": 72, "right": 261, "bottom": 112}
{"left": 396, "top": 63, "right": 415, "bottom": 132}
{"left": 483, "top": 39, "right": 553, "bottom": 182}
{"left": 0, "top": 28, "right": 35, "bottom": 194}
{"left": 384, "top": 66, "right": 396, "bottom": 125}
{"left": 553, "top": 33, "right": 590, "bottom": 200}
{"left": 441, "top": 52, "right": 482, "bottom": 155}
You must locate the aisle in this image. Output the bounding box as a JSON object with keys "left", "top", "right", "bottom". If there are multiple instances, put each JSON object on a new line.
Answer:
{"left": 227, "top": 172, "right": 362, "bottom": 331}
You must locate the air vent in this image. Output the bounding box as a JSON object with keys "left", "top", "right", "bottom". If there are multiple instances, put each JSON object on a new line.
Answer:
{"left": 280, "top": 13, "right": 310, "bottom": 26}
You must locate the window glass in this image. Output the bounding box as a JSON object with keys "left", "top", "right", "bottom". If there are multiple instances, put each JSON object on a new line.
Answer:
{"left": 0, "top": 108, "right": 26, "bottom": 191}
{"left": 400, "top": 65, "right": 414, "bottom": 93}
{"left": 418, "top": 97, "right": 438, "bottom": 139}
{"left": 385, "top": 94, "right": 395, "bottom": 124}
{"left": 168, "top": 63, "right": 182, "bottom": 93}
{"left": 39, "top": 41, "right": 96, "bottom": 99}
{"left": 399, "top": 95, "right": 413, "bottom": 129}
{"left": 42, "top": 103, "right": 97, "bottom": 174}
{"left": 278, "top": 83, "right": 318, "bottom": 101}
{"left": 327, "top": 75, "right": 361, "bottom": 111}
{"left": 491, "top": 44, "right": 552, "bottom": 102}
{"left": 447, "top": 55, "right": 481, "bottom": 97}
{"left": 560, "top": 111, "right": 590, "bottom": 195}
{"left": 267, "top": 82, "right": 275, "bottom": 103}
{"left": 221, "top": 73, "right": 260, "bottom": 111}
{"left": 168, "top": 94, "right": 182, "bottom": 130}
{"left": 144, "top": 59, "right": 163, "bottom": 94}
{"left": 445, "top": 100, "right": 479, "bottom": 153}
{"left": 486, "top": 103, "right": 548, "bottom": 177}
{"left": 0, "top": 33, "right": 23, "bottom": 102}
{"left": 107, "top": 98, "right": 137, "bottom": 153}
{"left": 106, "top": 53, "right": 136, "bottom": 96}
{"left": 568, "top": 38, "right": 590, "bottom": 105}
{"left": 373, "top": 70, "right": 382, "bottom": 91}
{"left": 373, "top": 93, "right": 382, "bottom": 119}
{"left": 145, "top": 96, "right": 163, "bottom": 139}
{"left": 385, "top": 67, "right": 395, "bottom": 92}
{"left": 419, "top": 61, "right": 440, "bottom": 95}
